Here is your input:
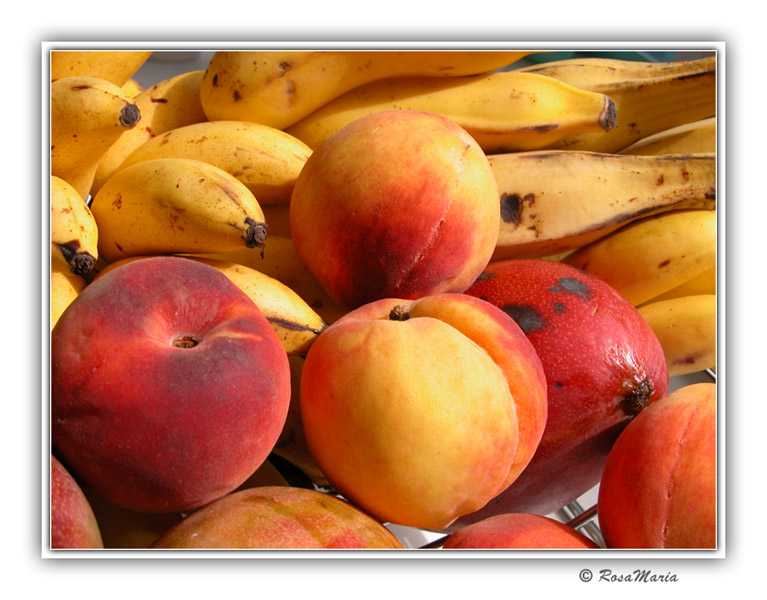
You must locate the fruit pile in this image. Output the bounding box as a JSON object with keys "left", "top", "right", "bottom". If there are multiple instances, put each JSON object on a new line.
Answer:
{"left": 49, "top": 49, "right": 718, "bottom": 551}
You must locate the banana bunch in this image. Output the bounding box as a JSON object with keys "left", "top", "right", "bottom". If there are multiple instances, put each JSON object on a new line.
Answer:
{"left": 51, "top": 176, "right": 99, "bottom": 275}
{"left": 563, "top": 209, "right": 717, "bottom": 376}
{"left": 51, "top": 268, "right": 86, "bottom": 330}
{"left": 619, "top": 117, "right": 716, "bottom": 156}
{"left": 519, "top": 56, "right": 716, "bottom": 153}
{"left": 285, "top": 70, "right": 617, "bottom": 153}
{"left": 51, "top": 76, "right": 142, "bottom": 200}
{"left": 95, "top": 256, "right": 327, "bottom": 356}
{"left": 199, "top": 50, "right": 534, "bottom": 129}
{"left": 51, "top": 51, "right": 152, "bottom": 86}
{"left": 113, "top": 120, "right": 312, "bottom": 205}
{"left": 490, "top": 150, "right": 716, "bottom": 260}
{"left": 91, "top": 69, "right": 208, "bottom": 194}
{"left": 90, "top": 157, "right": 268, "bottom": 263}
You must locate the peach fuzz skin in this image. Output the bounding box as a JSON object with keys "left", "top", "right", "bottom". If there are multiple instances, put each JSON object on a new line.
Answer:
{"left": 51, "top": 256, "right": 291, "bottom": 514}
{"left": 151, "top": 486, "right": 404, "bottom": 549}
{"left": 300, "top": 293, "right": 547, "bottom": 531}
{"left": 597, "top": 382, "right": 717, "bottom": 549}
{"left": 51, "top": 455, "right": 103, "bottom": 549}
{"left": 442, "top": 513, "right": 598, "bottom": 549}
{"left": 289, "top": 110, "right": 500, "bottom": 310}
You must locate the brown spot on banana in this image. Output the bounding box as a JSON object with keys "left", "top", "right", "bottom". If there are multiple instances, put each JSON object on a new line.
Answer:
{"left": 267, "top": 317, "right": 325, "bottom": 335}
{"left": 600, "top": 97, "right": 617, "bottom": 131}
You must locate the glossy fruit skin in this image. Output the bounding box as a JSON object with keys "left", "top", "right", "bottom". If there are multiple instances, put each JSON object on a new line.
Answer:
{"left": 51, "top": 256, "right": 291, "bottom": 514}
{"left": 459, "top": 259, "right": 669, "bottom": 520}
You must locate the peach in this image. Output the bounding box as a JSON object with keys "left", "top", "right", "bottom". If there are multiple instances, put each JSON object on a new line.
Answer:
{"left": 51, "top": 454, "right": 103, "bottom": 549}
{"left": 151, "top": 486, "right": 405, "bottom": 549}
{"left": 51, "top": 256, "right": 291, "bottom": 514}
{"left": 597, "top": 382, "right": 717, "bottom": 549}
{"left": 299, "top": 293, "right": 547, "bottom": 531}
{"left": 289, "top": 110, "right": 500, "bottom": 310}
{"left": 442, "top": 513, "right": 599, "bottom": 549}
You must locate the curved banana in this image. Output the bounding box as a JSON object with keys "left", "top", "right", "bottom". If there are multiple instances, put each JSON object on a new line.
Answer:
{"left": 51, "top": 76, "right": 141, "bottom": 200}
{"left": 490, "top": 150, "right": 716, "bottom": 260}
{"left": 115, "top": 120, "right": 312, "bottom": 204}
{"left": 618, "top": 117, "right": 716, "bottom": 156}
{"left": 200, "top": 50, "right": 534, "bottom": 129}
{"left": 637, "top": 294, "right": 716, "bottom": 377}
{"left": 97, "top": 255, "right": 327, "bottom": 355}
{"left": 90, "top": 158, "right": 268, "bottom": 263}
{"left": 272, "top": 354, "right": 331, "bottom": 487}
{"left": 51, "top": 51, "right": 152, "bottom": 86}
{"left": 563, "top": 209, "right": 717, "bottom": 306}
{"left": 645, "top": 265, "right": 716, "bottom": 304}
{"left": 91, "top": 70, "right": 208, "bottom": 195}
{"left": 121, "top": 78, "right": 144, "bottom": 97}
{"left": 286, "top": 70, "right": 616, "bottom": 153}
{"left": 519, "top": 56, "right": 716, "bottom": 153}
{"left": 51, "top": 176, "right": 99, "bottom": 275}
{"left": 193, "top": 234, "right": 348, "bottom": 325}
{"left": 51, "top": 267, "right": 86, "bottom": 330}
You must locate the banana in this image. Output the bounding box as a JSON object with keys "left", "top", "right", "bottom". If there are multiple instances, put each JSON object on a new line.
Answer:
{"left": 51, "top": 267, "right": 86, "bottom": 330}
{"left": 91, "top": 70, "right": 208, "bottom": 195}
{"left": 90, "top": 158, "right": 268, "bottom": 263}
{"left": 121, "top": 78, "right": 144, "bottom": 97}
{"left": 96, "top": 255, "right": 327, "bottom": 355}
{"left": 115, "top": 120, "right": 312, "bottom": 204}
{"left": 518, "top": 56, "right": 716, "bottom": 153}
{"left": 285, "top": 70, "right": 616, "bottom": 153}
{"left": 637, "top": 294, "right": 716, "bottom": 377}
{"left": 272, "top": 354, "right": 331, "bottom": 487}
{"left": 50, "top": 176, "right": 99, "bottom": 275}
{"left": 644, "top": 265, "right": 716, "bottom": 304}
{"left": 490, "top": 150, "right": 716, "bottom": 260}
{"left": 51, "top": 51, "right": 152, "bottom": 86}
{"left": 193, "top": 234, "right": 348, "bottom": 325}
{"left": 200, "top": 50, "right": 535, "bottom": 129}
{"left": 618, "top": 117, "right": 716, "bottom": 156}
{"left": 51, "top": 76, "right": 142, "bottom": 200}
{"left": 562, "top": 209, "right": 717, "bottom": 306}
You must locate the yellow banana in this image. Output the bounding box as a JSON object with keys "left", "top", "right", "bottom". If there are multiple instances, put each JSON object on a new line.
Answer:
{"left": 51, "top": 50, "right": 152, "bottom": 86}
{"left": 200, "top": 50, "right": 534, "bottom": 129}
{"left": 51, "top": 76, "right": 141, "bottom": 200}
{"left": 50, "top": 176, "right": 99, "bottom": 275}
{"left": 637, "top": 294, "right": 716, "bottom": 377}
{"left": 618, "top": 117, "right": 716, "bottom": 156}
{"left": 490, "top": 150, "right": 716, "bottom": 260}
{"left": 96, "top": 255, "right": 327, "bottom": 355}
{"left": 285, "top": 70, "right": 616, "bottom": 153}
{"left": 91, "top": 70, "right": 208, "bottom": 195}
{"left": 115, "top": 120, "right": 312, "bottom": 204}
{"left": 563, "top": 209, "right": 717, "bottom": 306}
{"left": 51, "top": 267, "right": 86, "bottom": 330}
{"left": 518, "top": 56, "right": 716, "bottom": 153}
{"left": 272, "top": 355, "right": 331, "bottom": 487}
{"left": 121, "top": 78, "right": 144, "bottom": 97}
{"left": 90, "top": 158, "right": 268, "bottom": 263}
{"left": 194, "top": 234, "right": 348, "bottom": 325}
{"left": 645, "top": 265, "right": 716, "bottom": 304}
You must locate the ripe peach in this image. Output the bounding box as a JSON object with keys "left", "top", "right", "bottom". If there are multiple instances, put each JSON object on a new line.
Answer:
{"left": 151, "top": 486, "right": 405, "bottom": 549}
{"left": 597, "top": 382, "right": 717, "bottom": 548}
{"left": 458, "top": 258, "right": 669, "bottom": 521}
{"left": 442, "top": 513, "right": 599, "bottom": 549}
{"left": 289, "top": 110, "right": 500, "bottom": 309}
{"left": 51, "top": 454, "right": 103, "bottom": 549}
{"left": 300, "top": 293, "right": 547, "bottom": 531}
{"left": 51, "top": 256, "right": 291, "bottom": 514}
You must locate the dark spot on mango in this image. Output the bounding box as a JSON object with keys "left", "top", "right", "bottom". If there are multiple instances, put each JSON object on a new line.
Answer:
{"left": 620, "top": 379, "right": 653, "bottom": 416}
{"left": 474, "top": 271, "right": 496, "bottom": 282}
{"left": 555, "top": 382, "right": 564, "bottom": 388}
{"left": 549, "top": 277, "right": 592, "bottom": 300}
{"left": 553, "top": 302, "right": 566, "bottom": 313}
{"left": 500, "top": 304, "right": 546, "bottom": 334}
